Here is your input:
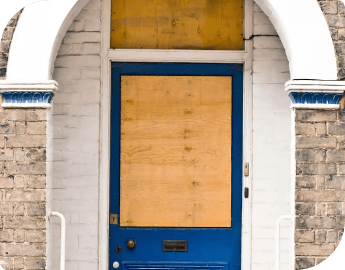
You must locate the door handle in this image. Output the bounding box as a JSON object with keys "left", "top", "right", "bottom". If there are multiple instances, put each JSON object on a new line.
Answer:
{"left": 127, "top": 239, "right": 136, "bottom": 249}
{"left": 113, "top": 262, "right": 120, "bottom": 269}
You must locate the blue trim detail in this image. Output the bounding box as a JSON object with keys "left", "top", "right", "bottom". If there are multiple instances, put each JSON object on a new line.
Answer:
{"left": 123, "top": 262, "right": 229, "bottom": 270}
{"left": 289, "top": 92, "right": 343, "bottom": 104}
{"left": 1, "top": 91, "right": 54, "bottom": 103}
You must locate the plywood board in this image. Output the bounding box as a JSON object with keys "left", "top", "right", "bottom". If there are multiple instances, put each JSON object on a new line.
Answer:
{"left": 111, "top": 0, "right": 244, "bottom": 50}
{"left": 120, "top": 76, "right": 232, "bottom": 227}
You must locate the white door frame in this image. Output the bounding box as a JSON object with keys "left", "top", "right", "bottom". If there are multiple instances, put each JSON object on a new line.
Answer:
{"left": 98, "top": 2, "right": 254, "bottom": 270}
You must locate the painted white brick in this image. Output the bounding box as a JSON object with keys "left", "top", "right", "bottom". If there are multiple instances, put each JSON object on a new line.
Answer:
{"left": 62, "top": 32, "right": 101, "bottom": 44}
{"left": 67, "top": 21, "right": 75, "bottom": 32}
{"left": 79, "top": 187, "right": 98, "bottom": 200}
{"left": 84, "top": 0, "right": 101, "bottom": 9}
{"left": 52, "top": 188, "right": 81, "bottom": 200}
{"left": 52, "top": 160, "right": 69, "bottom": 172}
{"left": 59, "top": 85, "right": 100, "bottom": 94}
{"left": 253, "top": 190, "right": 290, "bottom": 206}
{"left": 254, "top": 36, "right": 284, "bottom": 49}
{"left": 68, "top": 164, "right": 98, "bottom": 177}
{"left": 68, "top": 152, "right": 98, "bottom": 165}
{"left": 79, "top": 261, "right": 98, "bottom": 269}
{"left": 69, "top": 212, "right": 79, "bottom": 224}
{"left": 74, "top": 21, "right": 85, "bottom": 32}
{"left": 55, "top": 55, "right": 101, "bottom": 67}
{"left": 69, "top": 104, "right": 100, "bottom": 116}
{"left": 253, "top": 49, "right": 288, "bottom": 60}
{"left": 57, "top": 44, "right": 73, "bottom": 55}
{"left": 52, "top": 115, "right": 73, "bottom": 127}
{"left": 65, "top": 247, "right": 98, "bottom": 261}
{"left": 72, "top": 44, "right": 82, "bottom": 54}
{"left": 77, "top": 9, "right": 101, "bottom": 20}
{"left": 81, "top": 89, "right": 101, "bottom": 104}
{"left": 83, "top": 43, "right": 101, "bottom": 54}
{"left": 254, "top": 3, "right": 262, "bottom": 12}
{"left": 252, "top": 251, "right": 275, "bottom": 264}
{"left": 253, "top": 251, "right": 290, "bottom": 264}
{"left": 84, "top": 20, "right": 102, "bottom": 32}
{"left": 67, "top": 224, "right": 98, "bottom": 237}
{"left": 52, "top": 92, "right": 72, "bottom": 104}
{"left": 60, "top": 79, "right": 100, "bottom": 88}
{"left": 252, "top": 213, "right": 290, "bottom": 227}
{"left": 274, "top": 264, "right": 290, "bottom": 270}
{"left": 66, "top": 261, "right": 79, "bottom": 270}
{"left": 253, "top": 24, "right": 277, "bottom": 36}
{"left": 252, "top": 239, "right": 291, "bottom": 251}
{"left": 66, "top": 139, "right": 99, "bottom": 153}
{"left": 78, "top": 211, "right": 98, "bottom": 224}
{"left": 253, "top": 84, "right": 286, "bottom": 97}
{"left": 54, "top": 68, "right": 82, "bottom": 80}
{"left": 52, "top": 235, "right": 78, "bottom": 248}
{"left": 79, "top": 236, "right": 98, "bottom": 248}
{"left": 58, "top": 200, "right": 98, "bottom": 213}
{"left": 252, "top": 227, "right": 290, "bottom": 239}
{"left": 252, "top": 204, "right": 290, "bottom": 215}
{"left": 253, "top": 61, "right": 289, "bottom": 73}
{"left": 252, "top": 264, "right": 270, "bottom": 270}
{"left": 253, "top": 72, "right": 290, "bottom": 84}
{"left": 52, "top": 104, "right": 69, "bottom": 115}
{"left": 254, "top": 11, "right": 273, "bottom": 26}
{"left": 252, "top": 158, "right": 290, "bottom": 179}
{"left": 52, "top": 176, "right": 98, "bottom": 188}
{"left": 252, "top": 178, "right": 290, "bottom": 191}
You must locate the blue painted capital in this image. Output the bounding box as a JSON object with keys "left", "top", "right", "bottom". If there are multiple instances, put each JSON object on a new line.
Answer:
{"left": 1, "top": 91, "right": 54, "bottom": 107}
{"left": 288, "top": 92, "right": 343, "bottom": 105}
{"left": 0, "top": 80, "right": 57, "bottom": 108}
{"left": 1, "top": 91, "right": 54, "bottom": 104}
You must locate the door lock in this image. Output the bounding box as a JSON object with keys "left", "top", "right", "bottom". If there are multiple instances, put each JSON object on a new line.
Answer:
{"left": 113, "top": 262, "right": 120, "bottom": 269}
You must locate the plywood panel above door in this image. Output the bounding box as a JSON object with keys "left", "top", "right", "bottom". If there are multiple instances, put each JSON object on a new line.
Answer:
{"left": 111, "top": 0, "right": 244, "bottom": 50}
{"left": 120, "top": 76, "right": 232, "bottom": 227}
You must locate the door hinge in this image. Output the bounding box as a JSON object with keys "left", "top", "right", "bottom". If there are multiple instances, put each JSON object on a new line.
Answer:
{"left": 244, "top": 162, "right": 249, "bottom": 177}
{"left": 110, "top": 214, "right": 118, "bottom": 225}
{"left": 244, "top": 187, "right": 249, "bottom": 198}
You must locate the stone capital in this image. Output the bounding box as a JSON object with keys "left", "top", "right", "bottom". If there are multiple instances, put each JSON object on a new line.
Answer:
{"left": 0, "top": 80, "right": 57, "bottom": 108}
{"left": 285, "top": 80, "right": 345, "bottom": 109}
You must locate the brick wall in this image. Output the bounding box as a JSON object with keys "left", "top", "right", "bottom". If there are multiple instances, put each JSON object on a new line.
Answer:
{"left": 0, "top": 12, "right": 21, "bottom": 80}
{"left": 295, "top": 109, "right": 345, "bottom": 269}
{"left": 318, "top": 0, "right": 345, "bottom": 79}
{"left": 0, "top": 109, "right": 47, "bottom": 270}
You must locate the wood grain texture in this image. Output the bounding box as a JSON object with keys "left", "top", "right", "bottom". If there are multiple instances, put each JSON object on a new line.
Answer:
{"left": 120, "top": 76, "right": 232, "bottom": 227}
{"left": 111, "top": 0, "right": 244, "bottom": 50}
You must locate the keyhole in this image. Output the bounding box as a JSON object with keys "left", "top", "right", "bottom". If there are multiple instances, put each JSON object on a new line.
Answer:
{"left": 115, "top": 246, "right": 122, "bottom": 253}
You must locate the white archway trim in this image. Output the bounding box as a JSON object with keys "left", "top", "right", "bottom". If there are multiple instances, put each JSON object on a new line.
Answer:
{"left": 2, "top": 0, "right": 340, "bottom": 82}
{"left": 6, "top": 0, "right": 90, "bottom": 81}
{"left": 255, "top": 0, "right": 337, "bottom": 80}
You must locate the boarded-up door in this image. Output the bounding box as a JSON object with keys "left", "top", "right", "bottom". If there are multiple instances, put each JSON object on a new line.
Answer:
{"left": 109, "top": 63, "right": 243, "bottom": 270}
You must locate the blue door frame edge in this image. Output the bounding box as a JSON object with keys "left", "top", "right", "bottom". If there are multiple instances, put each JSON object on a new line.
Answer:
{"left": 109, "top": 62, "right": 243, "bottom": 270}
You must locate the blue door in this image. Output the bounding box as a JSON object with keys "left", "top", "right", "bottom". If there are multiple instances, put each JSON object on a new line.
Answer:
{"left": 109, "top": 63, "right": 243, "bottom": 270}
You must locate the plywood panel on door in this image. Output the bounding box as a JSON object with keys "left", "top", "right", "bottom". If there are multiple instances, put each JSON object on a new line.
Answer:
{"left": 111, "top": 0, "right": 244, "bottom": 50}
{"left": 120, "top": 76, "right": 232, "bottom": 228}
